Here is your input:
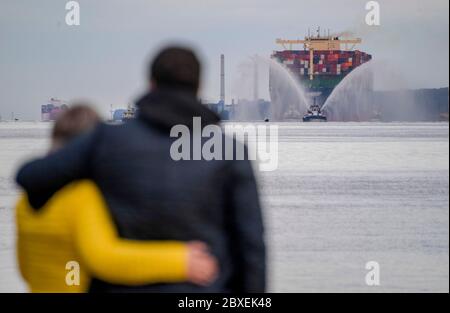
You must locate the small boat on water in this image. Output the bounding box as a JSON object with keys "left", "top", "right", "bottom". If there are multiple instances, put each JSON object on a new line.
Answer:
{"left": 303, "top": 104, "right": 327, "bottom": 122}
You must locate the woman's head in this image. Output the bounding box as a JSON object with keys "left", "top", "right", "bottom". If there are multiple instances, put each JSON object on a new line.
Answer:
{"left": 51, "top": 104, "right": 101, "bottom": 151}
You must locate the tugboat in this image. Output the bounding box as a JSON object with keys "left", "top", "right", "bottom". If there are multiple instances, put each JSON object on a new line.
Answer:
{"left": 302, "top": 103, "right": 327, "bottom": 122}
{"left": 303, "top": 96, "right": 327, "bottom": 122}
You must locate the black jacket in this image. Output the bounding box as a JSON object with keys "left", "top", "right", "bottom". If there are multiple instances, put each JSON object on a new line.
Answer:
{"left": 16, "top": 89, "right": 266, "bottom": 293}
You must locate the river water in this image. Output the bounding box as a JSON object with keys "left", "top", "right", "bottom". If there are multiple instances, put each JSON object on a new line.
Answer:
{"left": 0, "top": 122, "right": 448, "bottom": 292}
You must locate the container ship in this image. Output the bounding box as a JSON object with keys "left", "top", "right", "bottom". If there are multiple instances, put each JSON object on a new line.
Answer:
{"left": 41, "top": 98, "right": 68, "bottom": 121}
{"left": 270, "top": 28, "right": 372, "bottom": 121}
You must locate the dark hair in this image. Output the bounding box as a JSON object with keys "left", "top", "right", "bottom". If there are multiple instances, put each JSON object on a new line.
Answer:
{"left": 149, "top": 46, "right": 201, "bottom": 93}
{"left": 52, "top": 104, "right": 101, "bottom": 145}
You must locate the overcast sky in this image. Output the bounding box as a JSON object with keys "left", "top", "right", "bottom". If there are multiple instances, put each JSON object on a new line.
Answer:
{"left": 0, "top": 0, "right": 448, "bottom": 120}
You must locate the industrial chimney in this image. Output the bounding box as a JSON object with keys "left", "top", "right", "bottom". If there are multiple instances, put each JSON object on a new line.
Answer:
{"left": 220, "top": 54, "right": 225, "bottom": 104}
{"left": 253, "top": 56, "right": 259, "bottom": 101}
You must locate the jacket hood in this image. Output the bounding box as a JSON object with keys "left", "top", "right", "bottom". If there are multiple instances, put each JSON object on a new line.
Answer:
{"left": 135, "top": 88, "right": 220, "bottom": 131}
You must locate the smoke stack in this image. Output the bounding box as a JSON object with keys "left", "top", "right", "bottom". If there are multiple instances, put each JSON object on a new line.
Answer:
{"left": 220, "top": 54, "right": 225, "bottom": 103}
{"left": 253, "top": 56, "right": 259, "bottom": 101}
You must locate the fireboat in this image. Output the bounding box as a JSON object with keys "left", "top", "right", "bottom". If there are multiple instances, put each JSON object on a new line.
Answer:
{"left": 303, "top": 103, "right": 327, "bottom": 122}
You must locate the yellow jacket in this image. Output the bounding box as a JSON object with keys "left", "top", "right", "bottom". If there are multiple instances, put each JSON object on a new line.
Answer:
{"left": 16, "top": 180, "right": 187, "bottom": 292}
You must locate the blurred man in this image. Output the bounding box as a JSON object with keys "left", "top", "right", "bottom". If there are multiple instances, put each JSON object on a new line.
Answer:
{"left": 16, "top": 46, "right": 266, "bottom": 292}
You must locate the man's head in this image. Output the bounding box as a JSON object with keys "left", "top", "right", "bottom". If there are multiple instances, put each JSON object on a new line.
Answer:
{"left": 149, "top": 46, "right": 201, "bottom": 95}
{"left": 51, "top": 104, "right": 101, "bottom": 151}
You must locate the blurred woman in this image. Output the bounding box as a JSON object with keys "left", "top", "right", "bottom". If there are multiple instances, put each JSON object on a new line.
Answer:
{"left": 16, "top": 104, "right": 217, "bottom": 292}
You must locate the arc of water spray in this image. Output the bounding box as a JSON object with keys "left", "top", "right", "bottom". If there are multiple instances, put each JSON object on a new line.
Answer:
{"left": 322, "top": 60, "right": 374, "bottom": 121}
{"left": 262, "top": 55, "right": 310, "bottom": 120}
{"left": 233, "top": 55, "right": 310, "bottom": 121}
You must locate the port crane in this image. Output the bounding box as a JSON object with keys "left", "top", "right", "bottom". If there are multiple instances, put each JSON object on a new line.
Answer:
{"left": 275, "top": 36, "right": 362, "bottom": 51}
{"left": 276, "top": 27, "right": 361, "bottom": 51}
{"left": 275, "top": 28, "right": 362, "bottom": 80}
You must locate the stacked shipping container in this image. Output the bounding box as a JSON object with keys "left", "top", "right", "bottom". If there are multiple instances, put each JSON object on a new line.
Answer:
{"left": 272, "top": 50, "right": 371, "bottom": 77}
{"left": 41, "top": 99, "right": 68, "bottom": 121}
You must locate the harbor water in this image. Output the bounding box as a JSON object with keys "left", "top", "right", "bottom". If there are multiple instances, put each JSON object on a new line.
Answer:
{"left": 0, "top": 122, "right": 448, "bottom": 292}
